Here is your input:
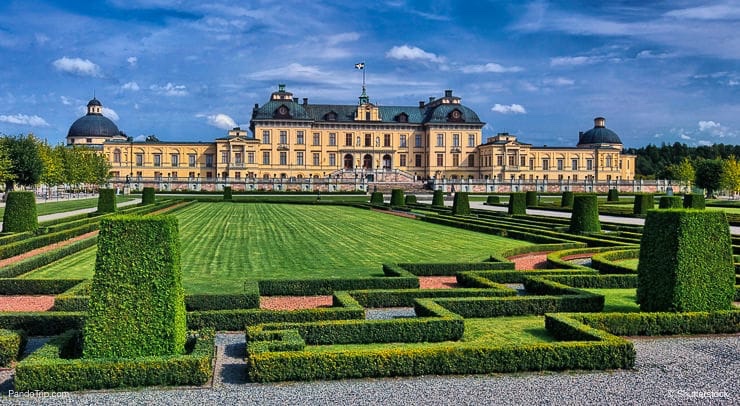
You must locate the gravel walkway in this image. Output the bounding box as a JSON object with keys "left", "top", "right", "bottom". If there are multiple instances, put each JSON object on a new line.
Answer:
{"left": 1, "top": 334, "right": 736, "bottom": 405}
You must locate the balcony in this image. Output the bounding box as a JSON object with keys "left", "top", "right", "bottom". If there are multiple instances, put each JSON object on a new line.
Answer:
{"left": 277, "top": 144, "right": 290, "bottom": 151}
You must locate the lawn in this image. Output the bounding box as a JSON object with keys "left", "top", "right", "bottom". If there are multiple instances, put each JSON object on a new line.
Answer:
{"left": 615, "top": 258, "right": 639, "bottom": 270}
{"left": 0, "top": 196, "right": 134, "bottom": 218}
{"left": 584, "top": 288, "right": 640, "bottom": 313}
{"left": 23, "top": 202, "right": 532, "bottom": 294}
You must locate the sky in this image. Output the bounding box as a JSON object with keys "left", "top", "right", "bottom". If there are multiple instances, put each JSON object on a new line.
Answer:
{"left": 0, "top": 0, "right": 738, "bottom": 148}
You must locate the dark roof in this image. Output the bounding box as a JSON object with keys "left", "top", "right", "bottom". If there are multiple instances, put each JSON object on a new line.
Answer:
{"left": 578, "top": 118, "right": 622, "bottom": 146}
{"left": 87, "top": 98, "right": 102, "bottom": 107}
{"left": 67, "top": 114, "right": 121, "bottom": 138}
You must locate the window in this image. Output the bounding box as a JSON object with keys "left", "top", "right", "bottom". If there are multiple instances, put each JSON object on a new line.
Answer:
{"left": 542, "top": 158, "right": 550, "bottom": 170}
{"left": 205, "top": 154, "right": 214, "bottom": 168}
{"left": 521, "top": 156, "right": 526, "bottom": 167}
{"left": 436, "top": 134, "right": 444, "bottom": 147}
{"left": 113, "top": 149, "right": 121, "bottom": 164}
{"left": 313, "top": 133, "right": 320, "bottom": 146}
{"left": 329, "top": 153, "right": 336, "bottom": 166}
{"left": 171, "top": 172, "right": 178, "bottom": 180}
{"left": 415, "top": 134, "right": 422, "bottom": 147}
{"left": 171, "top": 154, "right": 179, "bottom": 167}
{"left": 415, "top": 154, "right": 422, "bottom": 167}
{"left": 188, "top": 172, "right": 195, "bottom": 179}
{"left": 606, "top": 156, "right": 612, "bottom": 168}
{"left": 135, "top": 153, "right": 143, "bottom": 166}
{"left": 296, "top": 152, "right": 304, "bottom": 166}
{"left": 312, "top": 153, "right": 320, "bottom": 166}
{"left": 329, "top": 133, "right": 336, "bottom": 146}
{"left": 436, "top": 153, "right": 444, "bottom": 166}
{"left": 497, "top": 155, "right": 503, "bottom": 166}
{"left": 206, "top": 172, "right": 212, "bottom": 179}
{"left": 235, "top": 152, "right": 243, "bottom": 164}
{"left": 296, "top": 131, "right": 304, "bottom": 145}
{"left": 86, "top": 138, "right": 92, "bottom": 143}
{"left": 153, "top": 154, "right": 161, "bottom": 167}
{"left": 235, "top": 172, "right": 241, "bottom": 180}
{"left": 468, "top": 134, "right": 476, "bottom": 147}
{"left": 248, "top": 152, "right": 254, "bottom": 164}
{"left": 557, "top": 159, "right": 563, "bottom": 171}
{"left": 262, "top": 130, "right": 270, "bottom": 144}
{"left": 399, "top": 154, "right": 407, "bottom": 167}
{"left": 452, "top": 154, "right": 459, "bottom": 166}
{"left": 529, "top": 158, "right": 534, "bottom": 170}
{"left": 452, "top": 134, "right": 460, "bottom": 147}
{"left": 188, "top": 154, "right": 196, "bottom": 167}
{"left": 573, "top": 174, "right": 578, "bottom": 182}
{"left": 572, "top": 159, "right": 578, "bottom": 170}
{"left": 508, "top": 155, "right": 515, "bottom": 166}
{"left": 384, "top": 134, "right": 391, "bottom": 147}
{"left": 262, "top": 152, "right": 270, "bottom": 165}
{"left": 280, "top": 152, "right": 287, "bottom": 165}
{"left": 586, "top": 159, "right": 593, "bottom": 170}
{"left": 400, "top": 135, "right": 407, "bottom": 147}
{"left": 279, "top": 131, "right": 288, "bottom": 145}
{"left": 221, "top": 152, "right": 229, "bottom": 164}
{"left": 345, "top": 133, "right": 352, "bottom": 146}
{"left": 468, "top": 154, "right": 475, "bottom": 167}
{"left": 154, "top": 172, "right": 162, "bottom": 180}
{"left": 365, "top": 134, "right": 372, "bottom": 147}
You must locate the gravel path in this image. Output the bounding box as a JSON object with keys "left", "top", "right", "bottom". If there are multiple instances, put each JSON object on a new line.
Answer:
{"left": 1, "top": 334, "right": 736, "bottom": 405}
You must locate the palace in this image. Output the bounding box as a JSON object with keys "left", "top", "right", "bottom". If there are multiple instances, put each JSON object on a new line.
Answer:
{"left": 68, "top": 85, "right": 635, "bottom": 190}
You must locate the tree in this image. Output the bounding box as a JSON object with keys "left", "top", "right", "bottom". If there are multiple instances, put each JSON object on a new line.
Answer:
{"left": 0, "top": 141, "right": 14, "bottom": 191}
{"left": 720, "top": 155, "right": 740, "bottom": 197}
{"left": 38, "top": 141, "right": 65, "bottom": 196}
{"left": 694, "top": 159, "right": 723, "bottom": 197}
{"left": 1, "top": 134, "right": 43, "bottom": 190}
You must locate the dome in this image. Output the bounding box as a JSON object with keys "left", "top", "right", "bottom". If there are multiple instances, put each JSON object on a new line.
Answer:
{"left": 67, "top": 98, "right": 122, "bottom": 139}
{"left": 577, "top": 117, "right": 622, "bottom": 147}
{"left": 87, "top": 98, "right": 102, "bottom": 107}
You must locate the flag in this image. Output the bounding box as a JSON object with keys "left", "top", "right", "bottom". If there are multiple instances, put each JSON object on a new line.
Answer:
{"left": 354, "top": 62, "right": 365, "bottom": 70}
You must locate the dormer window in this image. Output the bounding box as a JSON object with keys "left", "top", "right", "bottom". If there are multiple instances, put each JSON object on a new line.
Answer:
{"left": 447, "top": 109, "right": 464, "bottom": 122}
{"left": 396, "top": 113, "right": 408, "bottom": 123}
{"left": 274, "top": 105, "right": 291, "bottom": 119}
{"left": 325, "top": 111, "right": 337, "bottom": 121}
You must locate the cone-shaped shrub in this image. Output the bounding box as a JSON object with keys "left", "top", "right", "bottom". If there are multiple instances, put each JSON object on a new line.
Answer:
{"left": 508, "top": 193, "right": 526, "bottom": 215}
{"left": 370, "top": 192, "right": 384, "bottom": 205}
{"left": 390, "top": 189, "right": 405, "bottom": 206}
{"left": 142, "top": 187, "right": 156, "bottom": 205}
{"left": 569, "top": 194, "right": 601, "bottom": 233}
{"left": 2, "top": 191, "right": 37, "bottom": 233}
{"left": 525, "top": 190, "right": 538, "bottom": 207}
{"left": 683, "top": 193, "right": 705, "bottom": 209}
{"left": 405, "top": 194, "right": 417, "bottom": 205}
{"left": 485, "top": 195, "right": 500, "bottom": 205}
{"left": 658, "top": 196, "right": 682, "bottom": 209}
{"left": 223, "top": 186, "right": 233, "bottom": 201}
{"left": 633, "top": 193, "right": 654, "bottom": 215}
{"left": 452, "top": 192, "right": 471, "bottom": 215}
{"left": 431, "top": 190, "right": 445, "bottom": 207}
{"left": 637, "top": 210, "right": 735, "bottom": 312}
{"left": 97, "top": 188, "right": 117, "bottom": 213}
{"left": 561, "top": 191, "right": 574, "bottom": 207}
{"left": 84, "top": 215, "right": 186, "bottom": 358}
{"left": 607, "top": 188, "right": 619, "bottom": 202}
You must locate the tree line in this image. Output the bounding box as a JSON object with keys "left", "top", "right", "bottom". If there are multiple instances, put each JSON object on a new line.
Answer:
{"left": 0, "top": 134, "right": 111, "bottom": 194}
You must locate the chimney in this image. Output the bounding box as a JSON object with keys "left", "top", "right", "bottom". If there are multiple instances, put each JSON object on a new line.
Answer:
{"left": 445, "top": 90, "right": 453, "bottom": 97}
{"left": 303, "top": 98, "right": 308, "bottom": 105}
{"left": 293, "top": 97, "right": 298, "bottom": 103}
{"left": 429, "top": 96, "right": 435, "bottom": 103}
{"left": 594, "top": 117, "right": 606, "bottom": 128}
{"left": 278, "top": 84, "right": 286, "bottom": 92}
{"left": 419, "top": 101, "right": 425, "bottom": 108}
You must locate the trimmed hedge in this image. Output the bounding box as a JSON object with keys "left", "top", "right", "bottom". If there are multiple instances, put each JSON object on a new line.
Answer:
{"left": 525, "top": 191, "right": 538, "bottom": 207}
{"left": 84, "top": 215, "right": 187, "bottom": 359}
{"left": 346, "top": 286, "right": 516, "bottom": 308}
{"left": 607, "top": 189, "right": 619, "bottom": 202}
{"left": 397, "top": 261, "right": 514, "bottom": 276}
{"left": 561, "top": 191, "right": 574, "bottom": 208}
{"left": 508, "top": 193, "right": 527, "bottom": 215}
{"left": 542, "top": 274, "right": 637, "bottom": 289}
{"left": 0, "top": 236, "right": 97, "bottom": 278}
{"left": 485, "top": 195, "right": 500, "bottom": 205}
{"left": 632, "top": 193, "right": 654, "bottom": 215}
{"left": 638, "top": 210, "right": 735, "bottom": 312}
{"left": 390, "top": 189, "right": 405, "bottom": 206}
{"left": 14, "top": 329, "right": 214, "bottom": 392}
{"left": 569, "top": 194, "right": 601, "bottom": 233}
{"left": 223, "top": 186, "right": 233, "bottom": 201}
{"left": 683, "top": 193, "right": 705, "bottom": 209}
{"left": 258, "top": 271, "right": 419, "bottom": 296}
{"left": 451, "top": 192, "right": 470, "bottom": 215}
{"left": 404, "top": 194, "right": 417, "bottom": 205}
{"left": 97, "top": 188, "right": 117, "bottom": 213}
{"left": 590, "top": 249, "right": 640, "bottom": 274}
{"left": 0, "top": 279, "right": 84, "bottom": 295}
{"left": 142, "top": 187, "right": 156, "bottom": 204}
{"left": 0, "top": 222, "right": 98, "bottom": 260}
{"left": 2, "top": 191, "right": 37, "bottom": 233}
{"left": 658, "top": 196, "right": 682, "bottom": 209}
{"left": 566, "top": 310, "right": 740, "bottom": 336}
{"left": 0, "top": 329, "right": 27, "bottom": 367}
{"left": 370, "top": 192, "right": 384, "bottom": 205}
{"left": 0, "top": 312, "right": 84, "bottom": 336}
{"left": 431, "top": 190, "right": 445, "bottom": 207}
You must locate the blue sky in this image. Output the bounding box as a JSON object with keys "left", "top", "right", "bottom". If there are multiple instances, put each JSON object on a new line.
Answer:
{"left": 0, "top": 0, "right": 738, "bottom": 148}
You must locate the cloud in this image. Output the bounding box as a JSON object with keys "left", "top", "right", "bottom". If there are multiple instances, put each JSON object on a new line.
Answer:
{"left": 698, "top": 120, "right": 720, "bottom": 132}
{"left": 697, "top": 120, "right": 736, "bottom": 138}
{"left": 550, "top": 55, "right": 602, "bottom": 67}
{"left": 491, "top": 103, "right": 527, "bottom": 114}
{"left": 664, "top": 4, "right": 740, "bottom": 20}
{"left": 122, "top": 81, "right": 140, "bottom": 91}
{"left": 102, "top": 107, "right": 119, "bottom": 121}
{"left": 679, "top": 134, "right": 691, "bottom": 140}
{"left": 460, "top": 62, "right": 523, "bottom": 74}
{"left": 127, "top": 56, "right": 138, "bottom": 67}
{"left": 543, "top": 77, "right": 574, "bottom": 86}
{"left": 0, "top": 114, "right": 49, "bottom": 127}
{"left": 636, "top": 50, "right": 672, "bottom": 59}
{"left": 249, "top": 63, "right": 327, "bottom": 82}
{"left": 325, "top": 32, "right": 360, "bottom": 46}
{"left": 60, "top": 96, "right": 72, "bottom": 105}
{"left": 386, "top": 45, "right": 445, "bottom": 63}
{"left": 203, "top": 113, "right": 237, "bottom": 130}
{"left": 150, "top": 82, "right": 188, "bottom": 96}
{"left": 52, "top": 57, "right": 101, "bottom": 77}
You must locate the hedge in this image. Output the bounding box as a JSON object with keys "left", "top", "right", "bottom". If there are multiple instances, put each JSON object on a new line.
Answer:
{"left": 257, "top": 269, "right": 419, "bottom": 296}
{"left": 347, "top": 286, "right": 516, "bottom": 308}
{"left": 370, "top": 191, "right": 384, "bottom": 205}
{"left": 565, "top": 310, "right": 740, "bottom": 336}
{"left": 541, "top": 274, "right": 638, "bottom": 289}
{"left": 508, "top": 193, "right": 527, "bottom": 215}
{"left": 632, "top": 193, "right": 654, "bottom": 215}
{"left": 223, "top": 186, "right": 233, "bottom": 201}
{"left": 396, "top": 261, "right": 514, "bottom": 276}
{"left": 0, "top": 236, "right": 97, "bottom": 278}
{"left": 590, "top": 249, "right": 640, "bottom": 274}
{"left": 569, "top": 194, "right": 601, "bottom": 233}
{"left": 2, "top": 191, "right": 37, "bottom": 233}
{"left": 431, "top": 190, "right": 445, "bottom": 207}
{"left": 0, "top": 222, "right": 98, "bottom": 260}
{"left": 525, "top": 191, "right": 538, "bottom": 207}
{"left": 607, "top": 189, "right": 619, "bottom": 202}
{"left": 0, "top": 279, "right": 84, "bottom": 295}
{"left": 638, "top": 210, "right": 735, "bottom": 312}
{"left": 0, "top": 329, "right": 27, "bottom": 367}
{"left": 0, "top": 312, "right": 84, "bottom": 336}
{"left": 658, "top": 196, "right": 682, "bottom": 209}
{"left": 485, "top": 195, "right": 500, "bottom": 205}
{"left": 84, "top": 215, "right": 187, "bottom": 359}
{"left": 451, "top": 192, "right": 471, "bottom": 215}
{"left": 404, "top": 194, "right": 417, "bottom": 205}
{"left": 97, "top": 188, "right": 117, "bottom": 213}
{"left": 683, "top": 193, "right": 705, "bottom": 209}
{"left": 561, "top": 191, "right": 574, "bottom": 207}
{"left": 142, "top": 187, "right": 156, "bottom": 204}
{"left": 14, "top": 329, "right": 214, "bottom": 392}
{"left": 390, "top": 189, "right": 405, "bottom": 206}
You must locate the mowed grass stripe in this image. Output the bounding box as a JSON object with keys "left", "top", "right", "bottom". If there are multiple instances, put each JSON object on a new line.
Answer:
{"left": 20, "top": 203, "right": 532, "bottom": 294}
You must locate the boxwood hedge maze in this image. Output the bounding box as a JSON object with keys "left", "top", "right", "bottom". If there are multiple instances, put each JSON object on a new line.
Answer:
{"left": 0, "top": 193, "right": 737, "bottom": 392}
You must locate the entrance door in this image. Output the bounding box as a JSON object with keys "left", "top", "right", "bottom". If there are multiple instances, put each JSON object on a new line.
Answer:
{"left": 382, "top": 154, "right": 392, "bottom": 170}
{"left": 363, "top": 154, "right": 373, "bottom": 169}
{"left": 343, "top": 154, "right": 353, "bottom": 169}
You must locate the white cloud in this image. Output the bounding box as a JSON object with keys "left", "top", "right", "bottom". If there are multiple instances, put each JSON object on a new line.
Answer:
{"left": 680, "top": 134, "right": 691, "bottom": 140}
{"left": 249, "top": 63, "right": 327, "bottom": 82}
{"left": 52, "top": 56, "right": 101, "bottom": 77}
{"left": 491, "top": 103, "right": 527, "bottom": 114}
{"left": 325, "top": 32, "right": 360, "bottom": 46}
{"left": 122, "top": 81, "right": 140, "bottom": 91}
{"left": 460, "top": 62, "right": 522, "bottom": 74}
{"left": 664, "top": 4, "right": 740, "bottom": 20}
{"left": 386, "top": 45, "right": 445, "bottom": 63}
{"left": 60, "top": 96, "right": 72, "bottom": 105}
{"left": 102, "top": 107, "right": 119, "bottom": 121}
{"left": 698, "top": 120, "right": 721, "bottom": 132}
{"left": 150, "top": 82, "right": 188, "bottom": 96}
{"left": 636, "top": 50, "right": 672, "bottom": 59}
{"left": 729, "top": 79, "right": 740, "bottom": 86}
{"left": 543, "top": 77, "right": 574, "bottom": 86}
{"left": 0, "top": 114, "right": 49, "bottom": 127}
{"left": 204, "top": 113, "right": 237, "bottom": 130}
{"left": 550, "top": 56, "right": 602, "bottom": 67}
{"left": 127, "top": 56, "right": 138, "bottom": 67}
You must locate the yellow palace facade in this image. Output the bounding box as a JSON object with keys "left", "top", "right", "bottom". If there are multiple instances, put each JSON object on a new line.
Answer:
{"left": 67, "top": 85, "right": 635, "bottom": 191}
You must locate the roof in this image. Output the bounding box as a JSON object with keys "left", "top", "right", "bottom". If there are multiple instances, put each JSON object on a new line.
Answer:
{"left": 577, "top": 117, "right": 623, "bottom": 146}
{"left": 67, "top": 114, "right": 121, "bottom": 138}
